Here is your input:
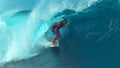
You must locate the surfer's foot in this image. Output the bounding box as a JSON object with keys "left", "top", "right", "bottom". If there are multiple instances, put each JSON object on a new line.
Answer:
{"left": 51, "top": 42, "right": 56, "bottom": 45}
{"left": 50, "top": 42, "right": 57, "bottom": 47}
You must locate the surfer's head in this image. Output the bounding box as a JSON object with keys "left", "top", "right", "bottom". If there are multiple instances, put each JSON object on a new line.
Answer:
{"left": 63, "top": 19, "right": 67, "bottom": 25}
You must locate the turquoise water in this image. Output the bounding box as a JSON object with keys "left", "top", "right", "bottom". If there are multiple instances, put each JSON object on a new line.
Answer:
{"left": 0, "top": 0, "right": 120, "bottom": 68}
{"left": 0, "top": 0, "right": 95, "bottom": 63}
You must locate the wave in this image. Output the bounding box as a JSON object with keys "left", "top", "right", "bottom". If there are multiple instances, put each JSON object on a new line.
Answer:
{"left": 58, "top": 0, "right": 120, "bottom": 62}
{"left": 1, "top": 0, "right": 118, "bottom": 65}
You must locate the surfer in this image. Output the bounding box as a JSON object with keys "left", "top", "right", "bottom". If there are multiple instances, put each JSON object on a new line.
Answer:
{"left": 50, "top": 19, "right": 68, "bottom": 46}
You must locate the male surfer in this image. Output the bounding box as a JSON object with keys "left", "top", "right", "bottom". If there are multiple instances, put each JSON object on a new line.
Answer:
{"left": 50, "top": 19, "right": 68, "bottom": 46}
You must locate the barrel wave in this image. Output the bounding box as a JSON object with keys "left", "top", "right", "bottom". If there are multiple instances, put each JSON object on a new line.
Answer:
{"left": 0, "top": 0, "right": 120, "bottom": 68}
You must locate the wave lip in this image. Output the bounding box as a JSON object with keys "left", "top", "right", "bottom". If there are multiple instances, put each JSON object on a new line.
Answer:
{"left": 0, "top": 0, "right": 99, "bottom": 64}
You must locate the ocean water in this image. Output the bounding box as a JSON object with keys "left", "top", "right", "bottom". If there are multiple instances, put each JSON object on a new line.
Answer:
{"left": 0, "top": 0, "right": 120, "bottom": 68}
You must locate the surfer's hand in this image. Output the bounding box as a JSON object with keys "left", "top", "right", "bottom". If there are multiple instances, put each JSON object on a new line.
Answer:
{"left": 54, "top": 28, "right": 57, "bottom": 32}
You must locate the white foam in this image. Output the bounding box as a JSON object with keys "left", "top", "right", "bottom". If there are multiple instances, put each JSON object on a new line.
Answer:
{"left": 0, "top": 0, "right": 99, "bottom": 64}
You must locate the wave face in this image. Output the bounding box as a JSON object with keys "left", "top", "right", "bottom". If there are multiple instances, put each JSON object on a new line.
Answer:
{"left": 0, "top": 0, "right": 120, "bottom": 65}
{"left": 0, "top": 0, "right": 97, "bottom": 64}
{"left": 59, "top": 0, "right": 120, "bottom": 67}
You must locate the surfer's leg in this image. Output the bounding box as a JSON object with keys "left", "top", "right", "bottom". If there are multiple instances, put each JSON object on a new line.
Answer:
{"left": 51, "top": 30, "right": 60, "bottom": 44}
{"left": 52, "top": 35, "right": 60, "bottom": 43}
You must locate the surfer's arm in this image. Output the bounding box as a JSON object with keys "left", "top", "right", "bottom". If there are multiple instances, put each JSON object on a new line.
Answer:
{"left": 54, "top": 25, "right": 60, "bottom": 32}
{"left": 54, "top": 27, "right": 58, "bottom": 32}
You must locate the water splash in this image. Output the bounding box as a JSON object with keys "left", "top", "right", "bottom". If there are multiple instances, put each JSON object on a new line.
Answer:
{"left": 0, "top": 0, "right": 98, "bottom": 64}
